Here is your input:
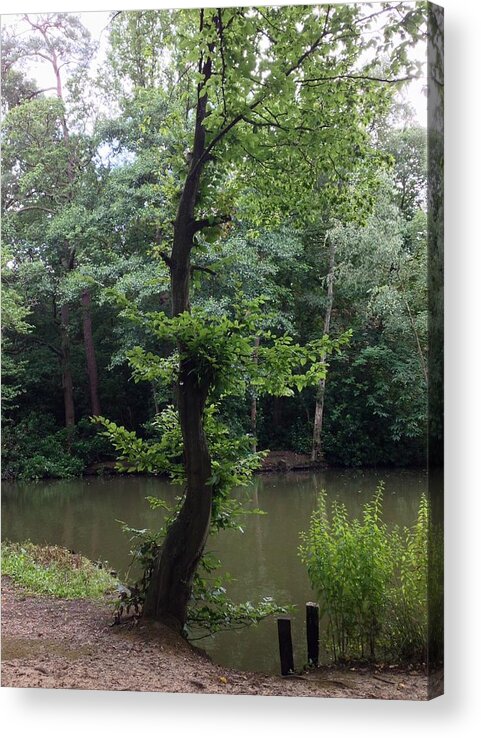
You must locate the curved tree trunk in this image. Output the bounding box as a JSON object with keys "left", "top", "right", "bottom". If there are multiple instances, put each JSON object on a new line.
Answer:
{"left": 143, "top": 360, "right": 212, "bottom": 629}
{"left": 143, "top": 10, "right": 214, "bottom": 632}
{"left": 142, "top": 246, "right": 214, "bottom": 631}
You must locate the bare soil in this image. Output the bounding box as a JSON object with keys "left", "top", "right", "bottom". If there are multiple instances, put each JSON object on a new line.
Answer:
{"left": 1, "top": 577, "right": 428, "bottom": 699}
{"left": 260, "top": 450, "right": 316, "bottom": 472}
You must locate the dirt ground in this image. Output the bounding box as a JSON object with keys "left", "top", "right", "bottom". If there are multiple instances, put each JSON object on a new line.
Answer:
{"left": 260, "top": 450, "right": 314, "bottom": 472}
{"left": 1, "top": 577, "right": 430, "bottom": 699}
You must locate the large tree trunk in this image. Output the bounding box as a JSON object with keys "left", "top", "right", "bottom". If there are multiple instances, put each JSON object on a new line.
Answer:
{"left": 311, "top": 235, "right": 336, "bottom": 463}
{"left": 143, "top": 259, "right": 213, "bottom": 629}
{"left": 143, "top": 360, "right": 212, "bottom": 629}
{"left": 60, "top": 303, "right": 75, "bottom": 428}
{"left": 143, "top": 11, "right": 214, "bottom": 632}
{"left": 81, "top": 288, "right": 101, "bottom": 416}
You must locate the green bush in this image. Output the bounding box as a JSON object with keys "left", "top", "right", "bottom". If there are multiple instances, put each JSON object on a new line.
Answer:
{"left": 299, "top": 486, "right": 429, "bottom": 663}
{"left": 16, "top": 451, "right": 84, "bottom": 481}
{"left": 385, "top": 495, "right": 428, "bottom": 661}
{"left": 2, "top": 541, "right": 118, "bottom": 599}
{"left": 1, "top": 412, "right": 113, "bottom": 480}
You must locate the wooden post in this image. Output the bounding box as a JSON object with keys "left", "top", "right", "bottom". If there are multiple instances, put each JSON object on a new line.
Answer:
{"left": 277, "top": 617, "right": 294, "bottom": 675}
{"left": 306, "top": 602, "right": 320, "bottom": 666}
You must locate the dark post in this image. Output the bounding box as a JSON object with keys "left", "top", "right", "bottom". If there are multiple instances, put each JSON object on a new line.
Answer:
{"left": 306, "top": 602, "right": 320, "bottom": 666}
{"left": 277, "top": 617, "right": 294, "bottom": 675}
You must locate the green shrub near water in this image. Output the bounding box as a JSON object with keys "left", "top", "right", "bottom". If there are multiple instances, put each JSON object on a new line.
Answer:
{"left": 299, "top": 486, "right": 429, "bottom": 664}
{"left": 1, "top": 541, "right": 118, "bottom": 599}
{"left": 1, "top": 413, "right": 113, "bottom": 480}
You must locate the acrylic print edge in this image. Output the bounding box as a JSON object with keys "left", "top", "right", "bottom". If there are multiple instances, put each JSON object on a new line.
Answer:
{"left": 426, "top": 0, "right": 444, "bottom": 700}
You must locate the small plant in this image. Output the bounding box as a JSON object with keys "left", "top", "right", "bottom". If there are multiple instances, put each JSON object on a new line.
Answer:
{"left": 299, "top": 486, "right": 429, "bottom": 664}
{"left": 1, "top": 541, "right": 118, "bottom": 600}
{"left": 385, "top": 494, "right": 429, "bottom": 661}
{"left": 188, "top": 552, "right": 291, "bottom": 639}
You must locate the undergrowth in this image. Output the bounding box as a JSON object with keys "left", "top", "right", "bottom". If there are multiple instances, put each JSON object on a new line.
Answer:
{"left": 2, "top": 541, "right": 118, "bottom": 599}
{"left": 299, "top": 485, "right": 431, "bottom": 664}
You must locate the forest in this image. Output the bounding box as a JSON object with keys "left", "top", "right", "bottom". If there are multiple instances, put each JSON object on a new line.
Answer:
{"left": 0, "top": 2, "right": 444, "bottom": 678}
{"left": 1, "top": 6, "right": 429, "bottom": 482}
{"left": 0, "top": 1, "right": 449, "bottom": 706}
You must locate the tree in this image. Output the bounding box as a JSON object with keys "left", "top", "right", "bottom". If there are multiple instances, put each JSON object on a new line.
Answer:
{"left": 0, "top": 247, "right": 32, "bottom": 418}
{"left": 2, "top": 14, "right": 100, "bottom": 425}
{"left": 316, "top": 173, "right": 428, "bottom": 467}
{"left": 0, "top": 27, "right": 39, "bottom": 114}
{"left": 311, "top": 232, "right": 336, "bottom": 463}
{"left": 102, "top": 4, "right": 424, "bottom": 631}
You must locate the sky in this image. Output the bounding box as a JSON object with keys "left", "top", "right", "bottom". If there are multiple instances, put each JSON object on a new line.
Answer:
{"left": 1, "top": 4, "right": 428, "bottom": 126}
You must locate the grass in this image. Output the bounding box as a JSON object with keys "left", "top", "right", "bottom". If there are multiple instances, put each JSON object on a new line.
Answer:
{"left": 1, "top": 540, "right": 118, "bottom": 599}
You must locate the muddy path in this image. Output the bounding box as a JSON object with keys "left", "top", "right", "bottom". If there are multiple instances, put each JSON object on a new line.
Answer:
{"left": 1, "top": 578, "right": 429, "bottom": 699}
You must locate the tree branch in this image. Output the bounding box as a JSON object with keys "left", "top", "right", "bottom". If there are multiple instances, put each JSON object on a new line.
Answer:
{"left": 190, "top": 12, "right": 334, "bottom": 176}
{"left": 26, "top": 335, "right": 62, "bottom": 357}
{"left": 300, "top": 74, "right": 417, "bottom": 87}
{"left": 190, "top": 264, "right": 217, "bottom": 277}
{"left": 16, "top": 205, "right": 55, "bottom": 215}
{"left": 159, "top": 251, "right": 173, "bottom": 269}
{"left": 192, "top": 214, "right": 232, "bottom": 233}
{"left": 23, "top": 87, "right": 57, "bottom": 100}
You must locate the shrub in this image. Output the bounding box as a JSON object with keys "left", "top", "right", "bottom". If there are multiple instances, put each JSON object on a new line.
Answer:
{"left": 1, "top": 412, "right": 113, "bottom": 480}
{"left": 299, "top": 486, "right": 429, "bottom": 664}
{"left": 385, "top": 495, "right": 428, "bottom": 661}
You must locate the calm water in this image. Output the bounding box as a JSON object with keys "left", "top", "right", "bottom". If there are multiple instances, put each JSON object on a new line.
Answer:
{"left": 1, "top": 469, "right": 425, "bottom": 674}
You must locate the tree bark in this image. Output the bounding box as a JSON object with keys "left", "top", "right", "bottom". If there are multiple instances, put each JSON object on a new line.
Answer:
{"left": 311, "top": 235, "right": 336, "bottom": 463}
{"left": 60, "top": 303, "right": 75, "bottom": 428}
{"left": 143, "top": 10, "right": 215, "bottom": 631}
{"left": 81, "top": 288, "right": 101, "bottom": 417}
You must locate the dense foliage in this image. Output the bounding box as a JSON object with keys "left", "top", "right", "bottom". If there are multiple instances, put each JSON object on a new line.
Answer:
{"left": 1, "top": 6, "right": 431, "bottom": 642}
{"left": 299, "top": 488, "right": 429, "bottom": 663}
{"left": 1, "top": 7, "right": 428, "bottom": 480}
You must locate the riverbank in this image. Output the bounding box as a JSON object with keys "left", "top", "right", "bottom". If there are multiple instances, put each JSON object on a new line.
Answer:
{"left": 1, "top": 577, "right": 429, "bottom": 699}
{"left": 82, "top": 450, "right": 318, "bottom": 477}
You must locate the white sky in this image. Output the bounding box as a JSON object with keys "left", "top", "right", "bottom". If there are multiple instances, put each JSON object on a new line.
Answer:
{"left": 1, "top": 3, "right": 428, "bottom": 126}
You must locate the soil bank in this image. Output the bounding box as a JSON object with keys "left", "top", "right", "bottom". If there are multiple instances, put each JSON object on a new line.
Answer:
{"left": 1, "top": 577, "right": 429, "bottom": 699}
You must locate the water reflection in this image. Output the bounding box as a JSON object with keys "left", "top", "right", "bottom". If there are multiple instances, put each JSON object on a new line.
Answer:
{"left": 2, "top": 468, "right": 425, "bottom": 673}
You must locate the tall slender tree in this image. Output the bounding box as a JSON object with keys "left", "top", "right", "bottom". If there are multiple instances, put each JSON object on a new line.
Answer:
{"left": 126, "top": 4, "right": 425, "bottom": 630}
{"left": 2, "top": 14, "right": 100, "bottom": 424}
{"left": 311, "top": 233, "right": 336, "bottom": 463}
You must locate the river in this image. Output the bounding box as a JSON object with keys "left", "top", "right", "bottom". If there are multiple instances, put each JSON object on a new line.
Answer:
{"left": 1, "top": 468, "right": 425, "bottom": 674}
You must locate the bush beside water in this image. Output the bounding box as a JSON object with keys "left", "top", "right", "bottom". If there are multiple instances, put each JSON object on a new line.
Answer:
{"left": 2, "top": 541, "right": 118, "bottom": 599}
{"left": 1, "top": 414, "right": 114, "bottom": 480}
{"left": 299, "top": 486, "right": 429, "bottom": 664}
